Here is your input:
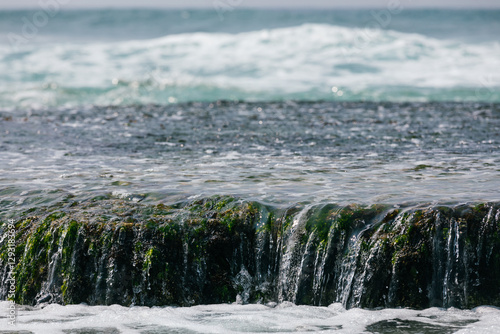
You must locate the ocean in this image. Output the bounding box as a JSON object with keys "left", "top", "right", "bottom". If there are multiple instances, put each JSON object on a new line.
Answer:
{"left": 0, "top": 8, "right": 500, "bottom": 334}
{"left": 0, "top": 9, "right": 499, "bottom": 107}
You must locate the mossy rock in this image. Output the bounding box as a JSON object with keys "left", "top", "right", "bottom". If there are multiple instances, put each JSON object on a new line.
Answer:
{"left": 1, "top": 198, "right": 499, "bottom": 310}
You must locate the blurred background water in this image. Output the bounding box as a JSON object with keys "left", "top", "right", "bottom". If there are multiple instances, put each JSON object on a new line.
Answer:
{"left": 0, "top": 9, "right": 499, "bottom": 108}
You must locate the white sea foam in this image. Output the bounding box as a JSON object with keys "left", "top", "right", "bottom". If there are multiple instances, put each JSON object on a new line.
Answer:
{"left": 1, "top": 24, "right": 499, "bottom": 107}
{"left": 0, "top": 301, "right": 498, "bottom": 333}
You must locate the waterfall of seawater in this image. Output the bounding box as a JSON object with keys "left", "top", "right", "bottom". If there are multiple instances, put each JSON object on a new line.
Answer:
{"left": 1, "top": 197, "right": 500, "bottom": 310}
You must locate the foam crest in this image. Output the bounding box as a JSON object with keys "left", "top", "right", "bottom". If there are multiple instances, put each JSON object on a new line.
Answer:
{"left": 1, "top": 24, "right": 499, "bottom": 107}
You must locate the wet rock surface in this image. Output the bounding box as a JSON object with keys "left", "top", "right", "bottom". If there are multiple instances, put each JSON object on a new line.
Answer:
{"left": 1, "top": 196, "right": 499, "bottom": 309}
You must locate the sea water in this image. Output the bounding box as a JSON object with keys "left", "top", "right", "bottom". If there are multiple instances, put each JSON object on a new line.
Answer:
{"left": 1, "top": 8, "right": 500, "bottom": 333}
{"left": 0, "top": 101, "right": 499, "bottom": 214}
{"left": 0, "top": 10, "right": 499, "bottom": 107}
{"left": 1, "top": 301, "right": 500, "bottom": 333}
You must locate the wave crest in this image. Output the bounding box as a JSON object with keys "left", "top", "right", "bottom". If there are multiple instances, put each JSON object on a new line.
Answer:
{"left": 1, "top": 24, "right": 499, "bottom": 107}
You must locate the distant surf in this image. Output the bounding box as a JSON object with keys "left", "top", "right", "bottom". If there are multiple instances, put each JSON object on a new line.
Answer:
{"left": 0, "top": 10, "right": 499, "bottom": 108}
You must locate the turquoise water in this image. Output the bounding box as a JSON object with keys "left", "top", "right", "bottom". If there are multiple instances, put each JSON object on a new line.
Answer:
{"left": 0, "top": 9, "right": 499, "bottom": 107}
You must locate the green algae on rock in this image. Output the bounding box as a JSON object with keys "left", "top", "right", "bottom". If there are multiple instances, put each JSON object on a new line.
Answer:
{"left": 1, "top": 197, "right": 499, "bottom": 310}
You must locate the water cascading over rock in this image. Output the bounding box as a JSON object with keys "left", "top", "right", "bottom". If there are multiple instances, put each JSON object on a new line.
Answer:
{"left": 1, "top": 196, "right": 499, "bottom": 309}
